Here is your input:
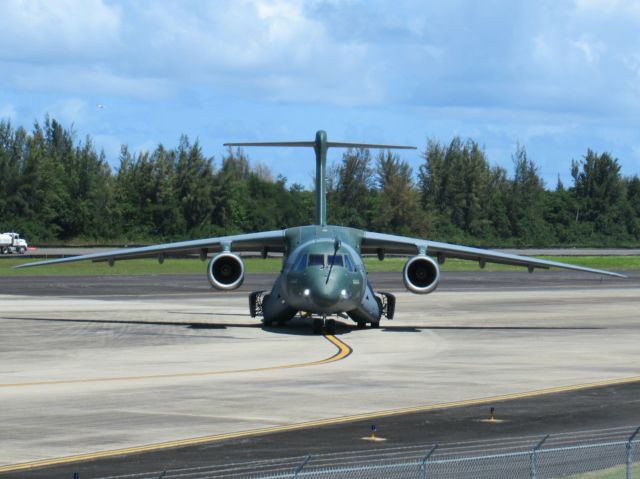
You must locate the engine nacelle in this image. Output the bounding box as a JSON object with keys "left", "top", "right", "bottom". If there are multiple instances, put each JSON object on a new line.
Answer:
{"left": 403, "top": 255, "right": 440, "bottom": 294}
{"left": 207, "top": 253, "right": 245, "bottom": 291}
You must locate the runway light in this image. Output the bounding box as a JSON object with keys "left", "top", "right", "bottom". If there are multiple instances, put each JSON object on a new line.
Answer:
{"left": 490, "top": 407, "right": 495, "bottom": 422}
{"left": 303, "top": 288, "right": 311, "bottom": 297}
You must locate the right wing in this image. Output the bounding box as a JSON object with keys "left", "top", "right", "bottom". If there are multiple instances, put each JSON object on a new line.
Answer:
{"left": 15, "top": 230, "right": 286, "bottom": 269}
{"left": 362, "top": 231, "right": 627, "bottom": 278}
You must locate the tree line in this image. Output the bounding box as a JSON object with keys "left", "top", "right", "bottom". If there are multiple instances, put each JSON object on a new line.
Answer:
{"left": 0, "top": 117, "right": 638, "bottom": 247}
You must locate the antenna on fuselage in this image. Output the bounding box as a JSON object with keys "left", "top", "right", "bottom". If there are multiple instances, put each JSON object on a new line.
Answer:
{"left": 224, "top": 131, "right": 416, "bottom": 226}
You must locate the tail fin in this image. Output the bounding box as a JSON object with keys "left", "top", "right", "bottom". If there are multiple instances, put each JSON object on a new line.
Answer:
{"left": 224, "top": 130, "right": 416, "bottom": 226}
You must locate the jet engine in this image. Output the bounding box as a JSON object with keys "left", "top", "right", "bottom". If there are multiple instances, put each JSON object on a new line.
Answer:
{"left": 403, "top": 255, "right": 440, "bottom": 294}
{"left": 207, "top": 253, "right": 245, "bottom": 290}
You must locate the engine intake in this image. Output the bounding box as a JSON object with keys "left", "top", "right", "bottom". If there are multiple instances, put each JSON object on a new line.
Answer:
{"left": 403, "top": 255, "right": 440, "bottom": 294}
{"left": 207, "top": 253, "right": 245, "bottom": 290}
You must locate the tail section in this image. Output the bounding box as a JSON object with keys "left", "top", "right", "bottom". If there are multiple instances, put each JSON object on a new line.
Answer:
{"left": 224, "top": 130, "right": 416, "bottom": 226}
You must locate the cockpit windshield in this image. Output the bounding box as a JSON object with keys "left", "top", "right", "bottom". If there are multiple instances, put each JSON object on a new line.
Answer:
{"left": 328, "top": 255, "right": 344, "bottom": 267}
{"left": 308, "top": 254, "right": 325, "bottom": 267}
{"left": 291, "top": 252, "right": 357, "bottom": 272}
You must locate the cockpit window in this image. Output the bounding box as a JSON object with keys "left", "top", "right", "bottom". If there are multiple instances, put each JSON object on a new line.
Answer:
{"left": 293, "top": 252, "right": 356, "bottom": 271}
{"left": 293, "top": 254, "right": 307, "bottom": 272}
{"left": 328, "top": 255, "right": 344, "bottom": 267}
{"left": 343, "top": 254, "right": 355, "bottom": 272}
{"left": 308, "top": 254, "right": 325, "bottom": 267}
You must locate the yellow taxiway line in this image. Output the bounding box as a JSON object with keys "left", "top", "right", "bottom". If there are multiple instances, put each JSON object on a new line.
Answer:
{"left": 0, "top": 334, "right": 351, "bottom": 389}
{"left": 2, "top": 344, "right": 640, "bottom": 473}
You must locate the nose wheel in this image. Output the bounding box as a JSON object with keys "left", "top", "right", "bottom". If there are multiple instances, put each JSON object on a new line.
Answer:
{"left": 312, "top": 316, "right": 337, "bottom": 335}
{"left": 325, "top": 318, "right": 336, "bottom": 335}
{"left": 312, "top": 318, "right": 323, "bottom": 334}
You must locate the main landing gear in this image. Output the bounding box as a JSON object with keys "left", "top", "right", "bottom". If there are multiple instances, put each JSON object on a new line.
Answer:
{"left": 249, "top": 291, "right": 264, "bottom": 318}
{"left": 250, "top": 291, "right": 292, "bottom": 327}
{"left": 378, "top": 291, "right": 396, "bottom": 320}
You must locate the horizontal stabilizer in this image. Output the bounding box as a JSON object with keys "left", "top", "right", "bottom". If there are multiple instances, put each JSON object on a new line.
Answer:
{"left": 224, "top": 140, "right": 416, "bottom": 150}
{"left": 224, "top": 141, "right": 315, "bottom": 147}
{"left": 326, "top": 141, "right": 416, "bottom": 150}
{"left": 223, "top": 130, "right": 416, "bottom": 226}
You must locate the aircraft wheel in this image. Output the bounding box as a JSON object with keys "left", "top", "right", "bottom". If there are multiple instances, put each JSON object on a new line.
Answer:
{"left": 277, "top": 319, "right": 288, "bottom": 326}
{"left": 325, "top": 319, "right": 336, "bottom": 335}
{"left": 370, "top": 321, "right": 380, "bottom": 329}
{"left": 312, "top": 318, "right": 323, "bottom": 334}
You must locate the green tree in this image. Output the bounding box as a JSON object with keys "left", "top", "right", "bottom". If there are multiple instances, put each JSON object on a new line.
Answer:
{"left": 421, "top": 137, "right": 492, "bottom": 240}
{"left": 330, "top": 148, "right": 374, "bottom": 228}
{"left": 507, "top": 145, "right": 550, "bottom": 245}
{"left": 372, "top": 151, "right": 426, "bottom": 235}
{"left": 174, "top": 136, "right": 215, "bottom": 235}
{"left": 571, "top": 150, "right": 629, "bottom": 242}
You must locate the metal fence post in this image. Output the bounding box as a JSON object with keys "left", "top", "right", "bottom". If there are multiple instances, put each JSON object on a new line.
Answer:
{"left": 530, "top": 434, "right": 550, "bottom": 479}
{"left": 419, "top": 444, "right": 438, "bottom": 479}
{"left": 627, "top": 426, "right": 640, "bottom": 479}
{"left": 293, "top": 455, "right": 311, "bottom": 478}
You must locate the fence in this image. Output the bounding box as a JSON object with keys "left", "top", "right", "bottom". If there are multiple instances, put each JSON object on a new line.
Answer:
{"left": 92, "top": 426, "right": 640, "bottom": 479}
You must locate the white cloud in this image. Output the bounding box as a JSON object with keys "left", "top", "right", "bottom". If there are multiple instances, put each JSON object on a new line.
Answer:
{"left": 0, "top": 0, "right": 379, "bottom": 105}
{"left": 0, "top": 0, "right": 122, "bottom": 62}
{"left": 570, "top": 35, "right": 605, "bottom": 65}
{"left": 2, "top": 0, "right": 640, "bottom": 116}
{"left": 126, "top": 0, "right": 376, "bottom": 104}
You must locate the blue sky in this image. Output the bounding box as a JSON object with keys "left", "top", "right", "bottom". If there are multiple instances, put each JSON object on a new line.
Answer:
{"left": 1, "top": 0, "right": 639, "bottom": 188}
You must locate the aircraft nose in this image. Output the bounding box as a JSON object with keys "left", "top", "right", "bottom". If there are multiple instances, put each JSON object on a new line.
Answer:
{"left": 311, "top": 287, "right": 339, "bottom": 308}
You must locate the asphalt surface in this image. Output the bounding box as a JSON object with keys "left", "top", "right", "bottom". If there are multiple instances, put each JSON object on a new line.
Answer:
{"left": 10, "top": 382, "right": 640, "bottom": 479}
{"left": 0, "top": 269, "right": 635, "bottom": 297}
{"left": 1, "top": 270, "right": 639, "bottom": 479}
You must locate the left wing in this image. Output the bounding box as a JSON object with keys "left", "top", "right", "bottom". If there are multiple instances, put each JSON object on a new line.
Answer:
{"left": 362, "top": 231, "right": 626, "bottom": 278}
{"left": 15, "top": 230, "right": 286, "bottom": 269}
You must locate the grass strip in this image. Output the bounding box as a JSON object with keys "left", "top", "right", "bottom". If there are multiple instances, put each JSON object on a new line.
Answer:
{"left": 0, "top": 255, "right": 638, "bottom": 277}
{"left": 564, "top": 462, "right": 638, "bottom": 478}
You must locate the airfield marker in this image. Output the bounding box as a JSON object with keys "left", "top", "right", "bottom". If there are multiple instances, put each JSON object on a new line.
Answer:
{"left": 361, "top": 424, "right": 387, "bottom": 442}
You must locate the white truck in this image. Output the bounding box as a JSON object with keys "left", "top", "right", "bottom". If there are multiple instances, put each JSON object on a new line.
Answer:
{"left": 0, "top": 232, "right": 28, "bottom": 254}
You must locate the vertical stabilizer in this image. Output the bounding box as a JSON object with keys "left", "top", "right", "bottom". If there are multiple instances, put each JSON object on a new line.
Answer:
{"left": 313, "top": 130, "right": 328, "bottom": 226}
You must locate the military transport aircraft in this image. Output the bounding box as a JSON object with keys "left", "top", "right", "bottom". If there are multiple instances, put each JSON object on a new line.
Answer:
{"left": 17, "top": 131, "right": 626, "bottom": 334}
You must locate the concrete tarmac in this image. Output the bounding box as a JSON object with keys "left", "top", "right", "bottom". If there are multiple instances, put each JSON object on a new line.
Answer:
{"left": 0, "top": 270, "right": 639, "bottom": 477}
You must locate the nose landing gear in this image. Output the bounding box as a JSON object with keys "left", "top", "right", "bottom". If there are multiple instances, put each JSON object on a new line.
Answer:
{"left": 311, "top": 315, "right": 337, "bottom": 335}
{"left": 325, "top": 318, "right": 336, "bottom": 335}
{"left": 312, "top": 317, "right": 323, "bottom": 334}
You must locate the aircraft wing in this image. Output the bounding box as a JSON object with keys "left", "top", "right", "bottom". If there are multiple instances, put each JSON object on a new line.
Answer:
{"left": 361, "top": 231, "right": 627, "bottom": 278}
{"left": 15, "top": 230, "right": 286, "bottom": 269}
